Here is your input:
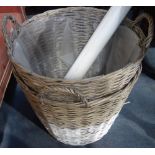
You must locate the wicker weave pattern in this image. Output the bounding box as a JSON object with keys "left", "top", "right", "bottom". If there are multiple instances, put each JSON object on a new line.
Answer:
{"left": 13, "top": 65, "right": 141, "bottom": 145}
{"left": 13, "top": 65, "right": 141, "bottom": 128}
{"left": 49, "top": 114, "right": 119, "bottom": 145}
{"left": 2, "top": 7, "right": 153, "bottom": 145}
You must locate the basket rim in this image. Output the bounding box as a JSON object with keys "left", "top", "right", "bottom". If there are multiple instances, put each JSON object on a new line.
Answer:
{"left": 12, "top": 58, "right": 142, "bottom": 83}
{"left": 11, "top": 7, "right": 145, "bottom": 83}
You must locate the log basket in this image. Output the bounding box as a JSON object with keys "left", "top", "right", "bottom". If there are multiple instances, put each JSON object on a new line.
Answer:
{"left": 2, "top": 7, "right": 153, "bottom": 145}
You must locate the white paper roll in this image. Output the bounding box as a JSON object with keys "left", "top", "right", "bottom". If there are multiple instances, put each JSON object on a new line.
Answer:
{"left": 65, "top": 6, "right": 131, "bottom": 80}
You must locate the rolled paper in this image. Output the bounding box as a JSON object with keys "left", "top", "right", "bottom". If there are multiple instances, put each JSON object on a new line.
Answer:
{"left": 65, "top": 6, "right": 131, "bottom": 80}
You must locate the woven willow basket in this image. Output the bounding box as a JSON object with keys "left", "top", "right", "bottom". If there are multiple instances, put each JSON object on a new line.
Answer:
{"left": 2, "top": 7, "right": 153, "bottom": 145}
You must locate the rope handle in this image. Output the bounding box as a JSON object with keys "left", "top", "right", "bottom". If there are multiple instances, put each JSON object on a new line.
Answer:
{"left": 39, "top": 86, "right": 89, "bottom": 108}
{"left": 132, "top": 13, "right": 154, "bottom": 48}
{"left": 65, "top": 87, "right": 88, "bottom": 107}
{"left": 2, "top": 15, "right": 21, "bottom": 56}
{"left": 13, "top": 69, "right": 89, "bottom": 108}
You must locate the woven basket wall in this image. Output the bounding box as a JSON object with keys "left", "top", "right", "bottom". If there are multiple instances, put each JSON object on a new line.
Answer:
{"left": 2, "top": 7, "right": 153, "bottom": 145}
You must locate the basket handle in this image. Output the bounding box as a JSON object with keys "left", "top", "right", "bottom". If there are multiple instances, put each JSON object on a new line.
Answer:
{"left": 39, "top": 86, "right": 89, "bottom": 108}
{"left": 2, "top": 15, "right": 21, "bottom": 56}
{"left": 132, "top": 13, "right": 154, "bottom": 48}
{"left": 13, "top": 65, "right": 89, "bottom": 107}
{"left": 65, "top": 87, "right": 88, "bottom": 107}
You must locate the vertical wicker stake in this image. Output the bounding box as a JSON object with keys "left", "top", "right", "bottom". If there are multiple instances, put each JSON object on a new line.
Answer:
{"left": 65, "top": 6, "right": 131, "bottom": 80}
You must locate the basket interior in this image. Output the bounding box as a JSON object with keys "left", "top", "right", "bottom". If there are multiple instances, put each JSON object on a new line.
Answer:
{"left": 12, "top": 8, "right": 142, "bottom": 79}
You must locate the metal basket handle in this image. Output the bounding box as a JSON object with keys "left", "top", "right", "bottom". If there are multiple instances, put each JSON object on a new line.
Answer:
{"left": 132, "top": 13, "right": 154, "bottom": 48}
{"left": 2, "top": 15, "right": 21, "bottom": 56}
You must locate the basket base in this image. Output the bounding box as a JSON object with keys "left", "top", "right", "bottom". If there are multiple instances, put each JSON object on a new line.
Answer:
{"left": 49, "top": 114, "right": 118, "bottom": 146}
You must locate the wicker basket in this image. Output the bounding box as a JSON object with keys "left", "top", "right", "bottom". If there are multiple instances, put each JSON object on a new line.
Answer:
{"left": 2, "top": 7, "right": 153, "bottom": 145}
